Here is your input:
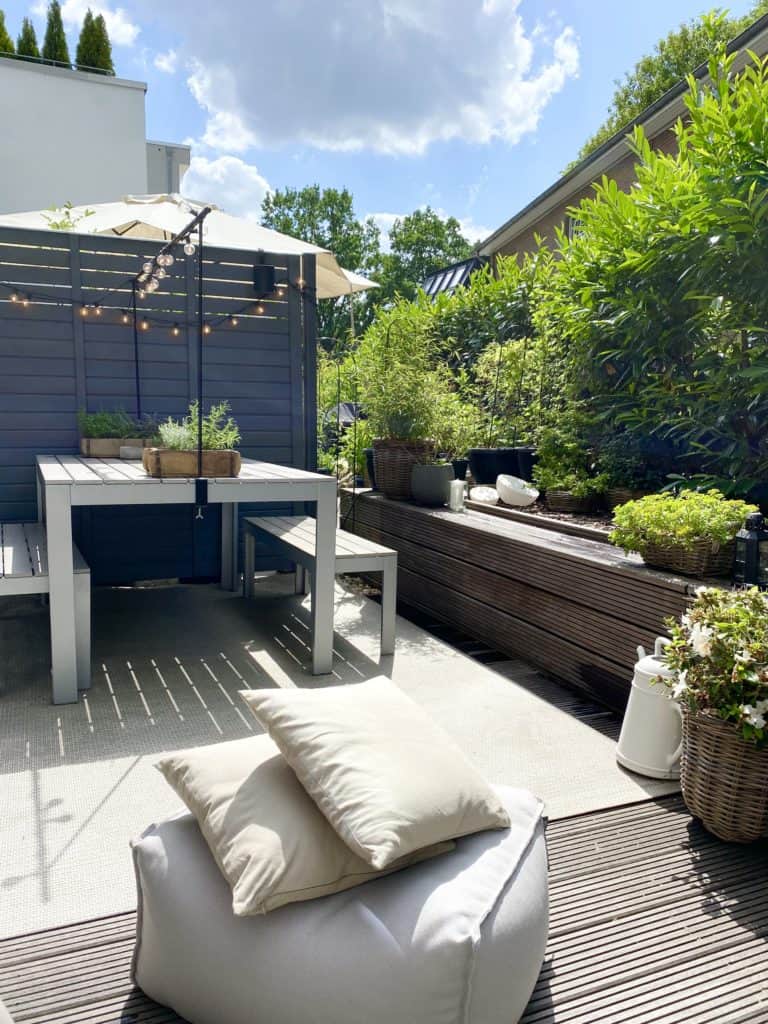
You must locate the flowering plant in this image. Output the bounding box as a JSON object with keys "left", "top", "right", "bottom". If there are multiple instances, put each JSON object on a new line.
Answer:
{"left": 663, "top": 587, "right": 768, "bottom": 746}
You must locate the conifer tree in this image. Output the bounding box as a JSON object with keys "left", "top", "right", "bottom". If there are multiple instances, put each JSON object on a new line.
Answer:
{"left": 17, "top": 17, "right": 41, "bottom": 60}
{"left": 75, "top": 8, "right": 95, "bottom": 69}
{"left": 0, "top": 11, "right": 16, "bottom": 56}
{"left": 42, "top": 0, "right": 70, "bottom": 66}
{"left": 91, "top": 13, "right": 113, "bottom": 74}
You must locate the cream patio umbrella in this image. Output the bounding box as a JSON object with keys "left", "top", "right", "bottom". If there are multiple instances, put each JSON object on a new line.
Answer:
{"left": 0, "top": 193, "right": 378, "bottom": 300}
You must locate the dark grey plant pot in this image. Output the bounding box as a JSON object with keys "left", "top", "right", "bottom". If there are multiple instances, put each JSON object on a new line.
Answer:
{"left": 467, "top": 447, "right": 520, "bottom": 484}
{"left": 451, "top": 458, "right": 469, "bottom": 481}
{"left": 364, "top": 447, "right": 377, "bottom": 490}
{"left": 410, "top": 464, "right": 453, "bottom": 507}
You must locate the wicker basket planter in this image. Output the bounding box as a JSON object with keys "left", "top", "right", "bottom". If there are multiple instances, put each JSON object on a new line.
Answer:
{"left": 545, "top": 489, "right": 595, "bottom": 514}
{"left": 142, "top": 448, "right": 241, "bottom": 479}
{"left": 681, "top": 708, "right": 768, "bottom": 842}
{"left": 372, "top": 439, "right": 434, "bottom": 500}
{"left": 80, "top": 437, "right": 153, "bottom": 458}
{"left": 641, "top": 539, "right": 734, "bottom": 578}
{"left": 605, "top": 487, "right": 649, "bottom": 511}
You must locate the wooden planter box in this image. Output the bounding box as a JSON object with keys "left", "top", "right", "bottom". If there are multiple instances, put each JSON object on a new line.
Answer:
{"left": 142, "top": 448, "right": 241, "bottom": 479}
{"left": 80, "top": 437, "right": 153, "bottom": 458}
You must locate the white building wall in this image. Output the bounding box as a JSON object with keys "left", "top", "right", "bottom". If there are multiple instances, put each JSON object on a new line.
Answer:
{"left": 0, "top": 60, "right": 149, "bottom": 214}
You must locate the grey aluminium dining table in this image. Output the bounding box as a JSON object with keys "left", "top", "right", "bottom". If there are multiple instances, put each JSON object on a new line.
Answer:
{"left": 36, "top": 455, "right": 338, "bottom": 704}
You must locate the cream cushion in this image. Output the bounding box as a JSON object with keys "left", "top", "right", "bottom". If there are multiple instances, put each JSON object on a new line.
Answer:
{"left": 155, "top": 735, "right": 453, "bottom": 915}
{"left": 240, "top": 678, "right": 510, "bottom": 870}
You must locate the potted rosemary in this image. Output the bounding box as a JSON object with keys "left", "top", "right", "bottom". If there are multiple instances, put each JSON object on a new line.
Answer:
{"left": 143, "top": 401, "right": 241, "bottom": 478}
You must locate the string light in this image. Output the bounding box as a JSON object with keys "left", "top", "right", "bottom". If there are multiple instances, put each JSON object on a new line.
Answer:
{"left": 10, "top": 292, "right": 18, "bottom": 303}
{"left": 21, "top": 294, "right": 30, "bottom": 308}
{"left": 171, "top": 324, "right": 181, "bottom": 337}
{"left": 296, "top": 278, "right": 305, "bottom": 289}
{"left": 255, "top": 303, "right": 264, "bottom": 315}
{"left": 229, "top": 316, "right": 238, "bottom": 327}
{"left": 203, "top": 323, "right": 211, "bottom": 335}
{"left": 142, "top": 261, "right": 153, "bottom": 274}
{"left": 184, "top": 242, "right": 196, "bottom": 256}
{"left": 94, "top": 304, "right": 102, "bottom": 316}
{"left": 121, "top": 311, "right": 130, "bottom": 324}
{"left": 80, "top": 305, "right": 89, "bottom": 317}
{"left": 141, "top": 319, "right": 150, "bottom": 331}
{"left": 156, "top": 267, "right": 167, "bottom": 280}
{"left": 137, "top": 288, "right": 146, "bottom": 299}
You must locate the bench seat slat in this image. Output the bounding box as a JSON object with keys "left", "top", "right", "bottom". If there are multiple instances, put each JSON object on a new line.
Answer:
{"left": 245, "top": 516, "right": 395, "bottom": 562}
{"left": 1, "top": 523, "right": 34, "bottom": 578}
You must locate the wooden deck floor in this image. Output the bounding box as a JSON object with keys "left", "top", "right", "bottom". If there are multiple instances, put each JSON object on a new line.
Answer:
{"left": 1, "top": 795, "right": 766, "bottom": 1024}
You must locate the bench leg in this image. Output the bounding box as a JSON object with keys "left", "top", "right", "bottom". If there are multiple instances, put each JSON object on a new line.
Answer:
{"left": 75, "top": 572, "right": 91, "bottom": 690}
{"left": 295, "top": 565, "right": 310, "bottom": 595}
{"left": 380, "top": 560, "right": 397, "bottom": 656}
{"left": 244, "top": 531, "right": 256, "bottom": 598}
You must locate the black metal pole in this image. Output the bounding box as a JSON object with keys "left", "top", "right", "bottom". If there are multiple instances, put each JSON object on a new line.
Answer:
{"left": 197, "top": 219, "right": 204, "bottom": 478}
{"left": 131, "top": 281, "right": 142, "bottom": 420}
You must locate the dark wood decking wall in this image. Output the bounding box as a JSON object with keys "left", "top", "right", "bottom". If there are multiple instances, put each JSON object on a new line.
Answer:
{"left": 1, "top": 795, "right": 766, "bottom": 1023}
{"left": 340, "top": 491, "right": 697, "bottom": 710}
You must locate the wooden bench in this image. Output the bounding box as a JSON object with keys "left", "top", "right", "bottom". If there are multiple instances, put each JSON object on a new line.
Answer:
{"left": 243, "top": 515, "right": 397, "bottom": 655}
{"left": 0, "top": 522, "right": 91, "bottom": 700}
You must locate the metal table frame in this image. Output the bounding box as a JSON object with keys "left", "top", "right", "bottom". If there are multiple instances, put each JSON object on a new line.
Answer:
{"left": 36, "top": 455, "right": 338, "bottom": 703}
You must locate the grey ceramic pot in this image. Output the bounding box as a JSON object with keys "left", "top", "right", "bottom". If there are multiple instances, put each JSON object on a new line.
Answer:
{"left": 410, "top": 464, "right": 453, "bottom": 507}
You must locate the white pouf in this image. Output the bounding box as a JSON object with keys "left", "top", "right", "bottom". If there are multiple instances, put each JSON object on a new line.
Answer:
{"left": 131, "top": 786, "right": 548, "bottom": 1024}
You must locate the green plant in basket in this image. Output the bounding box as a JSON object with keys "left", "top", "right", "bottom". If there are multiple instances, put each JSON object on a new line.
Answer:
{"left": 663, "top": 587, "right": 768, "bottom": 746}
{"left": 610, "top": 490, "right": 756, "bottom": 556}
{"left": 77, "top": 408, "right": 138, "bottom": 439}
{"left": 158, "top": 401, "right": 240, "bottom": 451}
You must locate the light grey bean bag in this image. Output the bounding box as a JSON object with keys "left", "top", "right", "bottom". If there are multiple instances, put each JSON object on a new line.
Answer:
{"left": 131, "top": 785, "right": 548, "bottom": 1024}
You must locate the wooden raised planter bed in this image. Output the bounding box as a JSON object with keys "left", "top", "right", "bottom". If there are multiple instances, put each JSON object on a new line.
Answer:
{"left": 80, "top": 438, "right": 154, "bottom": 458}
{"left": 142, "top": 448, "right": 241, "bottom": 478}
{"left": 341, "top": 490, "right": 700, "bottom": 711}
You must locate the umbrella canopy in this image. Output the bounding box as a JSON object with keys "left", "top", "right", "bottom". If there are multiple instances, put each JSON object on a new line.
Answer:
{"left": 0, "top": 194, "right": 377, "bottom": 300}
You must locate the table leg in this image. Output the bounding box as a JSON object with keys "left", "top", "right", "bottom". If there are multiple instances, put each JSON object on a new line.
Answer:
{"left": 45, "top": 486, "right": 78, "bottom": 704}
{"left": 220, "top": 502, "right": 239, "bottom": 591}
{"left": 311, "top": 481, "right": 336, "bottom": 675}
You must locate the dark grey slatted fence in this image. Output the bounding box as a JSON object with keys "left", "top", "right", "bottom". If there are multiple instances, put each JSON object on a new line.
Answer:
{"left": 0, "top": 226, "right": 317, "bottom": 583}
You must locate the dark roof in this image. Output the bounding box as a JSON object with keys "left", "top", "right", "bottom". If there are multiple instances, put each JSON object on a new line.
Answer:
{"left": 422, "top": 256, "right": 486, "bottom": 296}
{"left": 478, "top": 10, "right": 768, "bottom": 255}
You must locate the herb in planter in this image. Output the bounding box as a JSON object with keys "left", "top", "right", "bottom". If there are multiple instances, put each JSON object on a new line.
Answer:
{"left": 77, "top": 409, "right": 138, "bottom": 439}
{"left": 157, "top": 401, "right": 240, "bottom": 451}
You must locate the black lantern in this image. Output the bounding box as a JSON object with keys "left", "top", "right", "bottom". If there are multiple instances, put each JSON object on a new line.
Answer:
{"left": 733, "top": 512, "right": 768, "bottom": 588}
{"left": 253, "top": 263, "right": 276, "bottom": 298}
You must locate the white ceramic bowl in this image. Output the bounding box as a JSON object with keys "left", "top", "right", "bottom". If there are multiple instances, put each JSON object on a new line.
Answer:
{"left": 496, "top": 475, "right": 539, "bottom": 507}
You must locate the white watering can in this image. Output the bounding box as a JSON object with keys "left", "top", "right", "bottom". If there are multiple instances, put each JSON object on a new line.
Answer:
{"left": 616, "top": 638, "right": 682, "bottom": 780}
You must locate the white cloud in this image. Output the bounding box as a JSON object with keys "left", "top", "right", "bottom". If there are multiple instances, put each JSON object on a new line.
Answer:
{"left": 181, "top": 154, "right": 271, "bottom": 220}
{"left": 154, "top": 48, "right": 178, "bottom": 74}
{"left": 33, "top": 0, "right": 140, "bottom": 46}
{"left": 152, "top": 1, "right": 579, "bottom": 156}
{"left": 367, "top": 208, "right": 491, "bottom": 251}
{"left": 457, "top": 216, "right": 493, "bottom": 245}
{"left": 367, "top": 212, "right": 401, "bottom": 252}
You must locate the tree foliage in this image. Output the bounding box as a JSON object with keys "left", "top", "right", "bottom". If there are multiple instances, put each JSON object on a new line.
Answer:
{"left": 549, "top": 46, "right": 768, "bottom": 498}
{"left": 16, "top": 17, "right": 40, "bottom": 59}
{"left": 76, "top": 9, "right": 114, "bottom": 74}
{"left": 574, "top": 4, "right": 768, "bottom": 165}
{"left": 42, "top": 0, "right": 70, "bottom": 66}
{"left": 261, "top": 185, "right": 381, "bottom": 345}
{"left": 377, "top": 207, "right": 472, "bottom": 305}
{"left": 0, "top": 10, "right": 15, "bottom": 55}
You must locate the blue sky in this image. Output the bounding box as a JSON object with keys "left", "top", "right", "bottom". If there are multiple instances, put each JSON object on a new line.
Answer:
{"left": 4, "top": 0, "right": 757, "bottom": 246}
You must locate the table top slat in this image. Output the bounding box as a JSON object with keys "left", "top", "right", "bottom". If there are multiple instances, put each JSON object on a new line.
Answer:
{"left": 97, "top": 459, "right": 154, "bottom": 483}
{"left": 56, "top": 456, "right": 104, "bottom": 483}
{"left": 35, "top": 455, "right": 73, "bottom": 484}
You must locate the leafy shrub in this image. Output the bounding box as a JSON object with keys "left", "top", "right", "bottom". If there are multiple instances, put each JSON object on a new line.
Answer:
{"left": 532, "top": 423, "right": 607, "bottom": 496}
{"left": 158, "top": 401, "right": 240, "bottom": 451}
{"left": 77, "top": 409, "right": 138, "bottom": 439}
{"left": 663, "top": 587, "right": 768, "bottom": 746}
{"left": 610, "top": 490, "right": 756, "bottom": 555}
{"left": 595, "top": 433, "right": 668, "bottom": 491}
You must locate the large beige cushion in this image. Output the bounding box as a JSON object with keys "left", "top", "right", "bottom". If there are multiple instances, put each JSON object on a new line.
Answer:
{"left": 156, "top": 735, "right": 453, "bottom": 915}
{"left": 240, "top": 678, "right": 510, "bottom": 870}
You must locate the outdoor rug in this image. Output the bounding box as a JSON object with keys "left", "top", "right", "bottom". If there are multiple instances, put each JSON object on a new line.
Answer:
{"left": 0, "top": 580, "right": 678, "bottom": 936}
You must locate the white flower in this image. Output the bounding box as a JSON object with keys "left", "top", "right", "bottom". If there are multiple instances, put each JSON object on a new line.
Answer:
{"left": 671, "top": 680, "right": 687, "bottom": 700}
{"left": 742, "top": 704, "right": 766, "bottom": 729}
{"left": 689, "top": 623, "right": 714, "bottom": 658}
{"left": 734, "top": 649, "right": 754, "bottom": 664}
{"left": 681, "top": 612, "right": 692, "bottom": 628}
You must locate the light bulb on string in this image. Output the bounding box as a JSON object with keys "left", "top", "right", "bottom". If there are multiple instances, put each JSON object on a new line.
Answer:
{"left": 141, "top": 319, "right": 150, "bottom": 331}
{"left": 80, "top": 305, "right": 89, "bottom": 317}
{"left": 94, "top": 304, "right": 102, "bottom": 316}
{"left": 21, "top": 294, "right": 30, "bottom": 308}
{"left": 137, "top": 288, "right": 146, "bottom": 300}
{"left": 229, "top": 316, "right": 238, "bottom": 327}
{"left": 171, "top": 324, "right": 180, "bottom": 337}
{"left": 121, "top": 311, "right": 130, "bottom": 324}
{"left": 255, "top": 303, "right": 264, "bottom": 315}
{"left": 164, "top": 253, "right": 174, "bottom": 267}
{"left": 203, "top": 323, "right": 211, "bottom": 335}
{"left": 142, "top": 261, "right": 153, "bottom": 274}
{"left": 156, "top": 267, "right": 167, "bottom": 280}
{"left": 9, "top": 292, "right": 18, "bottom": 303}
{"left": 184, "top": 242, "right": 196, "bottom": 256}
{"left": 146, "top": 278, "right": 159, "bottom": 293}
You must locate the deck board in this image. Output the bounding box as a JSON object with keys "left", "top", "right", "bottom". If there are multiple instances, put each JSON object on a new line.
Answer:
{"left": 1, "top": 795, "right": 765, "bottom": 1023}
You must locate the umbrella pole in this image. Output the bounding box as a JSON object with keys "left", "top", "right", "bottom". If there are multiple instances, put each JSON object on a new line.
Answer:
{"left": 131, "top": 281, "right": 142, "bottom": 420}
{"left": 197, "top": 219, "right": 204, "bottom": 478}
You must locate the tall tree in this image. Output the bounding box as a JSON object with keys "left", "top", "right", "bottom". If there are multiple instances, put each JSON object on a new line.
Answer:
{"left": 0, "top": 11, "right": 16, "bottom": 56}
{"left": 261, "top": 185, "right": 381, "bottom": 344}
{"left": 377, "top": 207, "right": 472, "bottom": 305}
{"left": 75, "top": 8, "right": 96, "bottom": 69}
{"left": 17, "top": 17, "right": 40, "bottom": 60}
{"left": 92, "top": 13, "right": 114, "bottom": 74}
{"left": 42, "top": 0, "right": 70, "bottom": 66}
{"left": 573, "top": 4, "right": 768, "bottom": 164}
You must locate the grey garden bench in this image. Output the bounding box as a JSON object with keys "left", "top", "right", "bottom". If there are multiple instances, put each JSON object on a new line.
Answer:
{"left": 243, "top": 515, "right": 397, "bottom": 655}
{"left": 0, "top": 522, "right": 91, "bottom": 700}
